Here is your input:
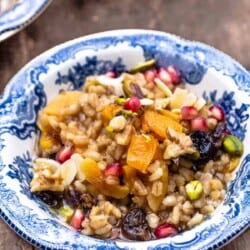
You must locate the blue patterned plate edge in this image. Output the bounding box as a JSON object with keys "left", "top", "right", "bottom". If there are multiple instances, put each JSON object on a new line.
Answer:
{"left": 0, "top": 0, "right": 52, "bottom": 42}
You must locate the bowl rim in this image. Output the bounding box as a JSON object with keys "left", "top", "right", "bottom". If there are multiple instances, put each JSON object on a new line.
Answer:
{"left": 0, "top": 29, "right": 250, "bottom": 250}
{"left": 2, "top": 29, "right": 250, "bottom": 93}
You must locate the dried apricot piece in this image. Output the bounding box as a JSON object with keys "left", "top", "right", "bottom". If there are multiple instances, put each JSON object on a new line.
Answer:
{"left": 43, "top": 91, "right": 82, "bottom": 116}
{"left": 127, "top": 134, "right": 157, "bottom": 173}
{"left": 159, "top": 109, "right": 180, "bottom": 122}
{"left": 101, "top": 104, "right": 122, "bottom": 125}
{"left": 123, "top": 165, "right": 137, "bottom": 188}
{"left": 143, "top": 110, "right": 182, "bottom": 139}
{"left": 222, "top": 157, "right": 240, "bottom": 173}
{"left": 39, "top": 132, "right": 59, "bottom": 151}
{"left": 81, "top": 158, "right": 104, "bottom": 189}
{"left": 81, "top": 158, "right": 129, "bottom": 199}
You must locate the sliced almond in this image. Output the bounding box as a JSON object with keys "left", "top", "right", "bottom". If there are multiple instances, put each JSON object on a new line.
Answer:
{"left": 182, "top": 93, "right": 197, "bottom": 107}
{"left": 57, "top": 159, "right": 77, "bottom": 187}
{"left": 154, "top": 98, "right": 170, "bottom": 110}
{"left": 71, "top": 153, "right": 85, "bottom": 181}
{"left": 194, "top": 97, "right": 206, "bottom": 111}
{"left": 154, "top": 78, "right": 173, "bottom": 97}
{"left": 140, "top": 98, "right": 154, "bottom": 106}
{"left": 169, "top": 88, "right": 188, "bottom": 109}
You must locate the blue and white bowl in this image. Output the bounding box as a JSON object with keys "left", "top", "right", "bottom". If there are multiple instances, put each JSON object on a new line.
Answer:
{"left": 0, "top": 0, "right": 52, "bottom": 42}
{"left": 0, "top": 30, "right": 249, "bottom": 250}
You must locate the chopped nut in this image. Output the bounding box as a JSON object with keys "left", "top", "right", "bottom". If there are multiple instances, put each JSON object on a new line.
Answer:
{"left": 115, "top": 124, "right": 133, "bottom": 145}
{"left": 163, "top": 128, "right": 196, "bottom": 159}
{"left": 109, "top": 115, "right": 126, "bottom": 131}
{"left": 30, "top": 159, "right": 64, "bottom": 192}
{"left": 83, "top": 201, "right": 121, "bottom": 237}
{"left": 146, "top": 213, "right": 160, "bottom": 228}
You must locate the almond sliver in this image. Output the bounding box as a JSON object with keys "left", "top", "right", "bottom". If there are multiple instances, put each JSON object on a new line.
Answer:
{"left": 182, "top": 93, "right": 197, "bottom": 107}
{"left": 154, "top": 78, "right": 173, "bottom": 97}
{"left": 169, "top": 88, "right": 188, "bottom": 109}
{"left": 57, "top": 159, "right": 77, "bottom": 187}
{"left": 194, "top": 97, "right": 206, "bottom": 110}
{"left": 71, "top": 153, "right": 85, "bottom": 181}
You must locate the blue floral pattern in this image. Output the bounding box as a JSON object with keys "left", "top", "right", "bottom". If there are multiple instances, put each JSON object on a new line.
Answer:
{"left": 55, "top": 56, "right": 126, "bottom": 90}
{"left": 203, "top": 90, "right": 249, "bottom": 140}
{"left": 7, "top": 152, "right": 33, "bottom": 199}
{"left": 0, "top": 30, "right": 250, "bottom": 250}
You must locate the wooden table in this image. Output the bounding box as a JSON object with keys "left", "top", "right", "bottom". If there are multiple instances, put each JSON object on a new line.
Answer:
{"left": 0, "top": 0, "right": 249, "bottom": 249}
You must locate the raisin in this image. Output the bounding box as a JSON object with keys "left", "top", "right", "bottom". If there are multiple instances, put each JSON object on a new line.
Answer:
{"left": 190, "top": 131, "right": 216, "bottom": 164}
{"left": 34, "top": 191, "right": 63, "bottom": 208}
{"left": 121, "top": 208, "right": 151, "bottom": 241}
{"left": 64, "top": 187, "right": 80, "bottom": 208}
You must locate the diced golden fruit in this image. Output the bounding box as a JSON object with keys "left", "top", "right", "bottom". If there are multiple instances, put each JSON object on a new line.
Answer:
{"left": 127, "top": 134, "right": 158, "bottom": 173}
{"left": 43, "top": 91, "right": 82, "bottom": 116}
{"left": 142, "top": 110, "right": 182, "bottom": 139}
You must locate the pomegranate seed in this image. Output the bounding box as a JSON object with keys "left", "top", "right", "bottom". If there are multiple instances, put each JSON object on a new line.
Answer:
{"left": 70, "top": 209, "right": 85, "bottom": 230}
{"left": 157, "top": 68, "right": 172, "bottom": 85}
{"left": 124, "top": 97, "right": 141, "bottom": 112}
{"left": 167, "top": 65, "right": 181, "bottom": 85}
{"left": 154, "top": 223, "right": 178, "bottom": 239}
{"left": 106, "top": 71, "right": 116, "bottom": 78}
{"left": 191, "top": 117, "right": 208, "bottom": 132}
{"left": 104, "top": 162, "right": 123, "bottom": 177}
{"left": 56, "top": 146, "right": 73, "bottom": 163}
{"left": 209, "top": 105, "right": 225, "bottom": 121}
{"left": 181, "top": 106, "right": 199, "bottom": 120}
{"left": 144, "top": 69, "right": 157, "bottom": 82}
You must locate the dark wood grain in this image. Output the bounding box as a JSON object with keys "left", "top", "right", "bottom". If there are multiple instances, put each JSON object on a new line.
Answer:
{"left": 0, "top": 0, "right": 249, "bottom": 249}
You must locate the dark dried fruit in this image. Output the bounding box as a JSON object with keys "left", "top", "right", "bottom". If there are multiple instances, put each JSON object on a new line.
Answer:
{"left": 80, "top": 193, "right": 96, "bottom": 210}
{"left": 190, "top": 131, "right": 216, "bottom": 164}
{"left": 212, "top": 122, "right": 226, "bottom": 140}
{"left": 121, "top": 208, "right": 151, "bottom": 241}
{"left": 64, "top": 188, "right": 80, "bottom": 208}
{"left": 34, "top": 191, "right": 63, "bottom": 208}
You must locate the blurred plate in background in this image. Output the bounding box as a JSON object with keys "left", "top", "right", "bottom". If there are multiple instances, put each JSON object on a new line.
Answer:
{"left": 0, "top": 0, "right": 52, "bottom": 42}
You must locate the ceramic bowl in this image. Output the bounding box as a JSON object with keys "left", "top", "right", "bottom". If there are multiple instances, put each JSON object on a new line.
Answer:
{"left": 0, "top": 30, "right": 249, "bottom": 250}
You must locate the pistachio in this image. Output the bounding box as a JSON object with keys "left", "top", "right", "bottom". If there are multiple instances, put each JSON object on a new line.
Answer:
{"left": 130, "top": 59, "right": 156, "bottom": 74}
{"left": 59, "top": 206, "right": 74, "bottom": 222}
{"left": 121, "top": 110, "right": 135, "bottom": 117}
{"left": 115, "top": 97, "right": 126, "bottom": 105}
{"left": 154, "top": 78, "right": 173, "bottom": 97}
{"left": 185, "top": 180, "right": 203, "bottom": 201}
{"left": 222, "top": 135, "right": 243, "bottom": 156}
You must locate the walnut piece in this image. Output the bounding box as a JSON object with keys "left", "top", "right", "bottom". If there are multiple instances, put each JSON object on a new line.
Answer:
{"left": 30, "top": 159, "right": 64, "bottom": 192}
{"left": 163, "top": 127, "right": 196, "bottom": 159}
{"left": 81, "top": 201, "right": 121, "bottom": 237}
